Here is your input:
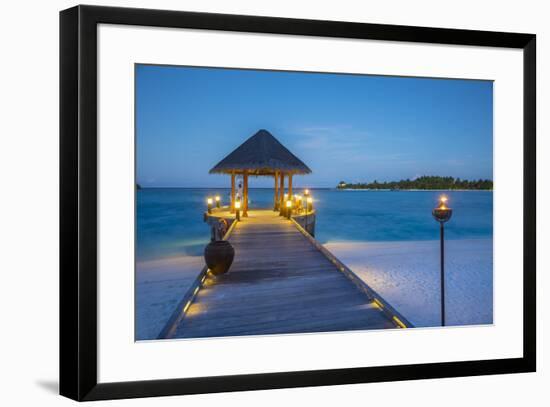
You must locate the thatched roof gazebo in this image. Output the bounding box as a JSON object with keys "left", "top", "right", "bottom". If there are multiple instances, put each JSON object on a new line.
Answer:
{"left": 210, "top": 129, "right": 311, "bottom": 216}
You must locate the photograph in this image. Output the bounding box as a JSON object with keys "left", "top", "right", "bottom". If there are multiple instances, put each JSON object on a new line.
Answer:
{"left": 135, "top": 64, "right": 494, "bottom": 341}
{"left": 0, "top": 0, "right": 542, "bottom": 404}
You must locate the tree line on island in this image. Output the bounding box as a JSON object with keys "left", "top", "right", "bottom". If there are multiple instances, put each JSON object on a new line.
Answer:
{"left": 337, "top": 176, "right": 493, "bottom": 190}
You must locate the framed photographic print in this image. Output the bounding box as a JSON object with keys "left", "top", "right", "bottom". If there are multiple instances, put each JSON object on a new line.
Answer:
{"left": 59, "top": 5, "right": 536, "bottom": 401}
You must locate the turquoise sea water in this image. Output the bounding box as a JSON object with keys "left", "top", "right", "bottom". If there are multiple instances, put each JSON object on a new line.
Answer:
{"left": 137, "top": 188, "right": 493, "bottom": 262}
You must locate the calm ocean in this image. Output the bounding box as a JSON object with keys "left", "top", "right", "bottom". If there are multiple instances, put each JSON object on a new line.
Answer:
{"left": 137, "top": 188, "right": 493, "bottom": 262}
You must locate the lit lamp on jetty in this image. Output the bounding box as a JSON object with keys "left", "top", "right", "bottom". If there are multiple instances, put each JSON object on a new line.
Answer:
{"left": 286, "top": 200, "right": 293, "bottom": 219}
{"left": 432, "top": 195, "right": 453, "bottom": 326}
{"left": 303, "top": 189, "right": 310, "bottom": 215}
{"left": 235, "top": 200, "right": 241, "bottom": 221}
{"left": 215, "top": 195, "right": 221, "bottom": 208}
{"left": 280, "top": 193, "right": 289, "bottom": 216}
{"left": 295, "top": 194, "right": 302, "bottom": 212}
{"left": 207, "top": 197, "right": 213, "bottom": 214}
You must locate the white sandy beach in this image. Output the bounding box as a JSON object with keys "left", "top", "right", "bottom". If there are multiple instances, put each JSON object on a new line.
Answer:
{"left": 325, "top": 239, "right": 493, "bottom": 327}
{"left": 136, "top": 255, "right": 205, "bottom": 340}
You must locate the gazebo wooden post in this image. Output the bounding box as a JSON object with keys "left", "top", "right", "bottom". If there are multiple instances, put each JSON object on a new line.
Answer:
{"left": 273, "top": 171, "right": 279, "bottom": 211}
{"left": 230, "top": 171, "right": 236, "bottom": 213}
{"left": 279, "top": 172, "right": 285, "bottom": 215}
{"left": 288, "top": 173, "right": 293, "bottom": 197}
{"left": 243, "top": 171, "right": 249, "bottom": 217}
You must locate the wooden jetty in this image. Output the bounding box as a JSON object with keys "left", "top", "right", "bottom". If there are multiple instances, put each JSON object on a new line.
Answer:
{"left": 158, "top": 129, "right": 411, "bottom": 340}
{"left": 160, "top": 210, "right": 412, "bottom": 339}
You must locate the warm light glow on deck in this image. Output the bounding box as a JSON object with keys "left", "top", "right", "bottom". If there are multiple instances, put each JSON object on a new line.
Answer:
{"left": 185, "top": 302, "right": 205, "bottom": 316}
{"left": 286, "top": 200, "right": 292, "bottom": 208}
{"left": 235, "top": 201, "right": 241, "bottom": 209}
{"left": 215, "top": 195, "right": 220, "bottom": 202}
{"left": 393, "top": 316, "right": 407, "bottom": 328}
{"left": 207, "top": 197, "right": 213, "bottom": 205}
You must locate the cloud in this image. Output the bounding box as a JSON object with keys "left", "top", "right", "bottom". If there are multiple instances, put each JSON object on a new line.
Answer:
{"left": 290, "top": 124, "right": 371, "bottom": 160}
{"left": 445, "top": 158, "right": 466, "bottom": 167}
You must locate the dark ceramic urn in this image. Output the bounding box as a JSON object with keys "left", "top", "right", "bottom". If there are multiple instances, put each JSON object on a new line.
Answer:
{"left": 204, "top": 240, "right": 235, "bottom": 276}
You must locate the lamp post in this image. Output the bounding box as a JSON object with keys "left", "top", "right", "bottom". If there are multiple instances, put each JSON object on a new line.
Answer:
{"left": 215, "top": 195, "right": 221, "bottom": 208}
{"left": 285, "top": 200, "right": 292, "bottom": 219}
{"left": 234, "top": 200, "right": 241, "bottom": 221}
{"left": 207, "top": 197, "right": 213, "bottom": 214}
{"left": 432, "top": 195, "right": 453, "bottom": 326}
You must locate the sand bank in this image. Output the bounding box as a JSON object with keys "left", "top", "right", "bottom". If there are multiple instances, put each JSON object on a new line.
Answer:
{"left": 324, "top": 239, "right": 493, "bottom": 327}
{"left": 136, "top": 256, "right": 205, "bottom": 340}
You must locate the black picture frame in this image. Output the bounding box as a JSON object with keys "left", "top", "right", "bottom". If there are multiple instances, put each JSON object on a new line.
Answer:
{"left": 60, "top": 4, "right": 536, "bottom": 401}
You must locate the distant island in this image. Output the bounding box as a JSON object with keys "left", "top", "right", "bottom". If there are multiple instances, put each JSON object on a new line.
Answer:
{"left": 337, "top": 176, "right": 493, "bottom": 190}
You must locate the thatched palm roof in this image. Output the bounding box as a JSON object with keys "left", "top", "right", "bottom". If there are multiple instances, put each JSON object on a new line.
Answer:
{"left": 209, "top": 129, "right": 312, "bottom": 175}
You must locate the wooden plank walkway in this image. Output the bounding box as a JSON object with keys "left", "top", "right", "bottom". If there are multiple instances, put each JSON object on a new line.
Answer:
{"left": 171, "top": 210, "right": 396, "bottom": 339}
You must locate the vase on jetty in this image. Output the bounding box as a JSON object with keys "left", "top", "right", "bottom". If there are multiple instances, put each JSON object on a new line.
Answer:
{"left": 204, "top": 240, "right": 235, "bottom": 276}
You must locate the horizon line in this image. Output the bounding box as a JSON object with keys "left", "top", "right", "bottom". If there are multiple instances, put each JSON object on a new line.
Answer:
{"left": 137, "top": 186, "right": 335, "bottom": 189}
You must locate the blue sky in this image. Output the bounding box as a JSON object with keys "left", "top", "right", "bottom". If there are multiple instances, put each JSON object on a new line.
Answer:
{"left": 136, "top": 65, "right": 493, "bottom": 188}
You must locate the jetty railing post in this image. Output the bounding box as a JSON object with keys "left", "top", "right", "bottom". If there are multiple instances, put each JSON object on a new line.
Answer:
{"left": 305, "top": 196, "right": 312, "bottom": 234}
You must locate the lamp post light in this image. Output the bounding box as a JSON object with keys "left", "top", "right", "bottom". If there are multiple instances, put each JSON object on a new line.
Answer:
{"left": 432, "top": 195, "right": 453, "bottom": 326}
{"left": 285, "top": 200, "right": 293, "bottom": 219}
{"left": 234, "top": 200, "right": 241, "bottom": 221}
{"left": 207, "top": 197, "right": 213, "bottom": 214}
{"left": 215, "top": 195, "right": 221, "bottom": 208}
